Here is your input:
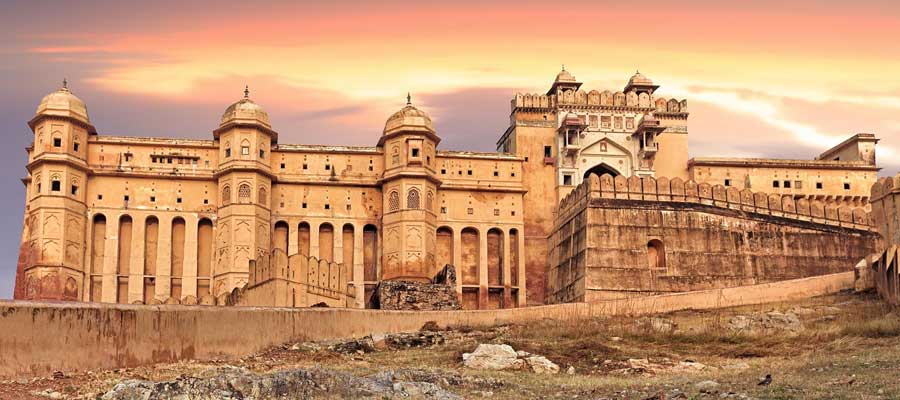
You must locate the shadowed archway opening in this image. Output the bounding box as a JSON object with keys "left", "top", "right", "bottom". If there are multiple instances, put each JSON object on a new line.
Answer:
{"left": 584, "top": 163, "right": 620, "bottom": 180}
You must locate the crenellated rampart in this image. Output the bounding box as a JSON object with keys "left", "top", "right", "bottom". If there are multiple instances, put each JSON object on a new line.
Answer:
{"left": 548, "top": 174, "right": 879, "bottom": 304}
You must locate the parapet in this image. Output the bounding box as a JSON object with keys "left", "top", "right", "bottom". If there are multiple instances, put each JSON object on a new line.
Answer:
{"left": 556, "top": 174, "right": 874, "bottom": 232}
{"left": 511, "top": 91, "right": 687, "bottom": 114}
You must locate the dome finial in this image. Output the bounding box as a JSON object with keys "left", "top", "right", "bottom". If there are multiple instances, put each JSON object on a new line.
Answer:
{"left": 562, "top": 64, "right": 566, "bottom": 71}
{"left": 406, "top": 92, "right": 412, "bottom": 105}
{"left": 62, "top": 78, "right": 68, "bottom": 90}
{"left": 243, "top": 85, "right": 250, "bottom": 99}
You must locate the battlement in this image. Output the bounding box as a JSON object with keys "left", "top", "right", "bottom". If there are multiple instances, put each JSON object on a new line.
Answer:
{"left": 241, "top": 250, "right": 350, "bottom": 307}
{"left": 556, "top": 174, "right": 874, "bottom": 232}
{"left": 512, "top": 90, "right": 687, "bottom": 115}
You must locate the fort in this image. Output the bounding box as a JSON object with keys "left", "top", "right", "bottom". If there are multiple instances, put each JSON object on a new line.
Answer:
{"left": 13, "top": 68, "right": 883, "bottom": 311}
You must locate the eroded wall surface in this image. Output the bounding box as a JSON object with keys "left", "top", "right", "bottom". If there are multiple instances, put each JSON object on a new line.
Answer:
{"left": 547, "top": 174, "right": 879, "bottom": 303}
{"left": 869, "top": 175, "right": 900, "bottom": 305}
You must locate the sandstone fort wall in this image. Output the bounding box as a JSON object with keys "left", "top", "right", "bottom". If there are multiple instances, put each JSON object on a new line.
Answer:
{"left": 0, "top": 271, "right": 853, "bottom": 378}
{"left": 547, "top": 174, "right": 879, "bottom": 303}
{"left": 869, "top": 175, "right": 900, "bottom": 305}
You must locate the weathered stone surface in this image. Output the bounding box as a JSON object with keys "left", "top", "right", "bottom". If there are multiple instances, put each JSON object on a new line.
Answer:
{"left": 373, "top": 265, "right": 461, "bottom": 311}
{"left": 462, "top": 344, "right": 559, "bottom": 374}
{"left": 99, "top": 366, "right": 462, "bottom": 400}
{"left": 727, "top": 311, "right": 803, "bottom": 334}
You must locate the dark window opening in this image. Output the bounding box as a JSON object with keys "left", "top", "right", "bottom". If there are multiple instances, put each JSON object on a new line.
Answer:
{"left": 259, "top": 149, "right": 265, "bottom": 158}
{"left": 816, "top": 182, "right": 823, "bottom": 190}
{"left": 773, "top": 181, "right": 780, "bottom": 188}
{"left": 302, "top": 202, "right": 307, "bottom": 208}
{"left": 177, "top": 197, "right": 182, "bottom": 203}
{"left": 544, "top": 146, "right": 552, "bottom": 158}
{"left": 783, "top": 180, "right": 791, "bottom": 188}
{"left": 124, "top": 195, "right": 130, "bottom": 202}
{"left": 493, "top": 171, "right": 499, "bottom": 177}
{"left": 225, "top": 148, "right": 231, "bottom": 157}
{"left": 203, "top": 199, "right": 208, "bottom": 204}
{"left": 563, "top": 174, "right": 573, "bottom": 186}
{"left": 150, "top": 196, "right": 156, "bottom": 202}
{"left": 440, "top": 207, "right": 447, "bottom": 214}
{"left": 441, "top": 169, "right": 446, "bottom": 174}
{"left": 280, "top": 163, "right": 286, "bottom": 169}
{"left": 51, "top": 180, "right": 61, "bottom": 192}
{"left": 73, "top": 143, "right": 79, "bottom": 152}
{"left": 467, "top": 170, "right": 473, "bottom": 175}
{"left": 303, "top": 163, "right": 308, "bottom": 170}
{"left": 97, "top": 194, "right": 102, "bottom": 200}
{"left": 411, "top": 148, "right": 420, "bottom": 157}
{"left": 724, "top": 179, "right": 731, "bottom": 187}
{"left": 324, "top": 204, "right": 330, "bottom": 210}
{"left": 325, "top": 164, "right": 331, "bottom": 170}
{"left": 53, "top": 138, "right": 62, "bottom": 147}
{"left": 844, "top": 183, "right": 851, "bottom": 190}
{"left": 70, "top": 185, "right": 78, "bottom": 195}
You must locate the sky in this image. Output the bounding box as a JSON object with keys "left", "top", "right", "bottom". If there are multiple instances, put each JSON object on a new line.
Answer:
{"left": 2, "top": 0, "right": 899, "bottom": 298}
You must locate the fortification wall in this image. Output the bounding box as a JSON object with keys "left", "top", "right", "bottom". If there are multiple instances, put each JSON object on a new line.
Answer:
{"left": 869, "top": 175, "right": 900, "bottom": 305}
{"left": 548, "top": 174, "right": 878, "bottom": 304}
{"left": 0, "top": 271, "right": 853, "bottom": 378}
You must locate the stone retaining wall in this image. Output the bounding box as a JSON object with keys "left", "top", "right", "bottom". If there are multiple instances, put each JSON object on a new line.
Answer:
{"left": 0, "top": 271, "right": 853, "bottom": 378}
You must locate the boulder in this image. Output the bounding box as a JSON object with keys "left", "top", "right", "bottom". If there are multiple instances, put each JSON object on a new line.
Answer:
{"left": 462, "top": 344, "right": 520, "bottom": 370}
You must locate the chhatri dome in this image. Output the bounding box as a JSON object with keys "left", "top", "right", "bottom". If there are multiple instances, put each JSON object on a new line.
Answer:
{"left": 627, "top": 70, "right": 654, "bottom": 86}
{"left": 383, "top": 93, "right": 435, "bottom": 135}
{"left": 555, "top": 66, "right": 576, "bottom": 83}
{"left": 219, "top": 86, "right": 271, "bottom": 129}
{"left": 33, "top": 79, "right": 93, "bottom": 130}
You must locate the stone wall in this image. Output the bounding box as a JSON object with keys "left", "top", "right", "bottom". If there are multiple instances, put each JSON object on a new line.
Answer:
{"left": 0, "top": 271, "right": 854, "bottom": 378}
{"left": 371, "top": 265, "right": 461, "bottom": 311}
{"left": 869, "top": 175, "right": 900, "bottom": 305}
{"left": 547, "top": 174, "right": 879, "bottom": 304}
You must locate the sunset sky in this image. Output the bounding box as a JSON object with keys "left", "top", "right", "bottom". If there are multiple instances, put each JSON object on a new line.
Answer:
{"left": 2, "top": 0, "right": 899, "bottom": 297}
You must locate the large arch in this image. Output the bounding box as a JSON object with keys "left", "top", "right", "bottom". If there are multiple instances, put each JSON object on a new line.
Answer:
{"left": 583, "top": 163, "right": 620, "bottom": 180}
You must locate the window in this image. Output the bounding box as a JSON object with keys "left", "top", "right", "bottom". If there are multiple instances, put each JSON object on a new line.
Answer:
{"left": 773, "top": 180, "right": 780, "bottom": 188}
{"left": 259, "top": 149, "right": 265, "bottom": 158}
{"left": 53, "top": 138, "right": 62, "bottom": 147}
{"left": 467, "top": 170, "right": 472, "bottom": 176}
{"left": 816, "top": 182, "right": 823, "bottom": 190}
{"left": 280, "top": 163, "right": 285, "bottom": 169}
{"left": 150, "top": 196, "right": 156, "bottom": 202}
{"left": 493, "top": 209, "right": 500, "bottom": 216}
{"left": 203, "top": 199, "right": 208, "bottom": 204}
{"left": 844, "top": 182, "right": 851, "bottom": 190}
{"left": 302, "top": 202, "right": 307, "bottom": 209}
{"left": 795, "top": 181, "right": 803, "bottom": 190}
{"left": 614, "top": 116, "right": 623, "bottom": 129}
{"left": 625, "top": 117, "right": 634, "bottom": 129}
{"left": 426, "top": 192, "right": 433, "bottom": 211}
{"left": 221, "top": 186, "right": 231, "bottom": 205}
{"left": 73, "top": 142, "right": 79, "bottom": 152}
{"left": 467, "top": 208, "right": 474, "bottom": 215}
{"left": 388, "top": 191, "right": 400, "bottom": 211}
{"left": 325, "top": 164, "right": 331, "bottom": 170}
{"left": 440, "top": 206, "right": 447, "bottom": 214}
{"left": 589, "top": 115, "right": 599, "bottom": 129}
{"left": 724, "top": 179, "right": 731, "bottom": 187}
{"left": 407, "top": 189, "right": 420, "bottom": 209}
{"left": 411, "top": 148, "right": 420, "bottom": 157}
{"left": 238, "top": 184, "right": 251, "bottom": 202}
{"left": 784, "top": 180, "right": 791, "bottom": 188}
{"left": 124, "top": 195, "right": 130, "bottom": 202}
{"left": 70, "top": 185, "right": 78, "bottom": 196}
{"left": 240, "top": 146, "right": 250, "bottom": 156}
{"left": 368, "top": 165, "right": 373, "bottom": 171}
{"left": 51, "top": 180, "right": 61, "bottom": 192}
{"left": 324, "top": 204, "right": 330, "bottom": 210}
{"left": 303, "top": 163, "right": 308, "bottom": 170}
{"left": 544, "top": 146, "right": 552, "bottom": 158}
{"left": 258, "top": 187, "right": 267, "bottom": 204}
{"left": 648, "top": 240, "right": 666, "bottom": 269}
{"left": 563, "top": 174, "right": 573, "bottom": 186}
{"left": 493, "top": 171, "right": 499, "bottom": 177}
{"left": 124, "top": 153, "right": 131, "bottom": 162}
{"left": 225, "top": 148, "right": 231, "bottom": 158}
{"left": 511, "top": 172, "right": 516, "bottom": 177}
{"left": 97, "top": 194, "right": 102, "bottom": 200}
{"left": 441, "top": 169, "right": 446, "bottom": 174}
{"left": 601, "top": 115, "right": 611, "bottom": 128}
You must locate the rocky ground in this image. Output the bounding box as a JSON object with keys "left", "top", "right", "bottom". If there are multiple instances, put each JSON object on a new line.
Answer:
{"left": 2, "top": 291, "right": 900, "bottom": 399}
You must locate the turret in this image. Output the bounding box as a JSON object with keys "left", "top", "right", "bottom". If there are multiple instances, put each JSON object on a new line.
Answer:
{"left": 377, "top": 95, "right": 440, "bottom": 282}
{"left": 212, "top": 87, "right": 275, "bottom": 298}
{"left": 17, "top": 80, "right": 93, "bottom": 301}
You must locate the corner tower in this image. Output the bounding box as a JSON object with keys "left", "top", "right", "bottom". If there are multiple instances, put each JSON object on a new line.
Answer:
{"left": 377, "top": 96, "right": 440, "bottom": 282}
{"left": 16, "top": 80, "right": 96, "bottom": 301}
{"left": 212, "top": 87, "right": 276, "bottom": 298}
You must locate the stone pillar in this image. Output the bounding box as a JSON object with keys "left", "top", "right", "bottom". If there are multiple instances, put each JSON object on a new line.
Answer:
{"left": 155, "top": 216, "right": 173, "bottom": 301}
{"left": 452, "top": 227, "right": 462, "bottom": 295}
{"left": 128, "top": 217, "right": 146, "bottom": 304}
{"left": 101, "top": 214, "right": 120, "bottom": 303}
{"left": 309, "top": 221, "right": 320, "bottom": 260}
{"left": 502, "top": 228, "right": 512, "bottom": 308}
{"left": 479, "top": 226, "right": 489, "bottom": 307}
{"left": 333, "top": 224, "right": 343, "bottom": 264}
{"left": 353, "top": 227, "right": 365, "bottom": 308}
{"left": 182, "top": 215, "right": 199, "bottom": 298}
{"left": 517, "top": 229, "right": 526, "bottom": 306}
{"left": 288, "top": 221, "right": 299, "bottom": 256}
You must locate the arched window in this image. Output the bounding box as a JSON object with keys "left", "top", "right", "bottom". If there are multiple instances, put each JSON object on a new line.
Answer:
{"left": 425, "top": 191, "right": 434, "bottom": 212}
{"left": 238, "top": 183, "right": 251, "bottom": 203}
{"left": 258, "top": 186, "right": 267, "bottom": 205}
{"left": 224, "top": 142, "right": 231, "bottom": 158}
{"left": 407, "top": 188, "right": 420, "bottom": 209}
{"left": 391, "top": 146, "right": 400, "bottom": 166}
{"left": 388, "top": 190, "right": 400, "bottom": 212}
{"left": 222, "top": 185, "right": 231, "bottom": 205}
{"left": 648, "top": 239, "right": 666, "bottom": 269}
{"left": 241, "top": 140, "right": 250, "bottom": 157}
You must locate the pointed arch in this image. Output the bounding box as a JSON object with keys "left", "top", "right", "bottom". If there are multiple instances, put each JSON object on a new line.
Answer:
{"left": 584, "top": 163, "right": 621, "bottom": 180}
